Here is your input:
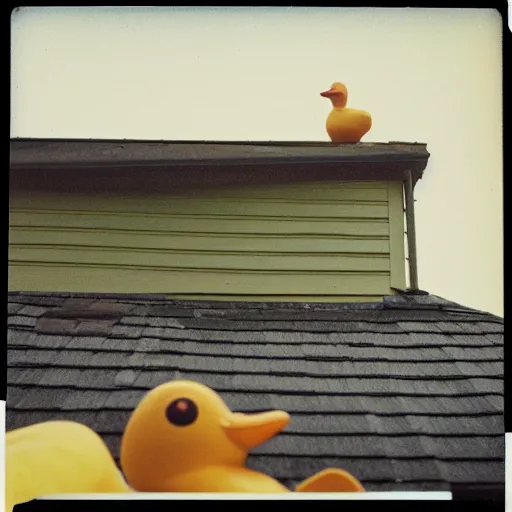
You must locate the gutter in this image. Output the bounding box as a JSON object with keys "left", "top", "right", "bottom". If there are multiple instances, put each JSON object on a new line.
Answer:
{"left": 9, "top": 154, "right": 430, "bottom": 171}
{"left": 404, "top": 169, "right": 419, "bottom": 291}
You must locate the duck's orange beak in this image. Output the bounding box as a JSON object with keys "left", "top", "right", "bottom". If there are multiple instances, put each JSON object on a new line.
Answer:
{"left": 320, "top": 86, "right": 337, "bottom": 97}
{"left": 222, "top": 411, "right": 290, "bottom": 451}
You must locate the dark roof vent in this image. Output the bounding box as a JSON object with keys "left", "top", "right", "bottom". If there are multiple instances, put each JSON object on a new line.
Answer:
{"left": 35, "top": 299, "right": 134, "bottom": 337}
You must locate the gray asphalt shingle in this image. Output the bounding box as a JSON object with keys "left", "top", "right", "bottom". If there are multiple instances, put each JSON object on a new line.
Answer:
{"left": 17, "top": 305, "right": 49, "bottom": 317}
{"left": 8, "top": 333, "right": 72, "bottom": 349}
{"left": 15, "top": 387, "right": 73, "bottom": 409}
{"left": 114, "top": 369, "right": 140, "bottom": 387}
{"left": 110, "top": 324, "right": 144, "bottom": 339}
{"left": 8, "top": 303, "right": 24, "bottom": 315}
{"left": 8, "top": 315, "right": 38, "bottom": 328}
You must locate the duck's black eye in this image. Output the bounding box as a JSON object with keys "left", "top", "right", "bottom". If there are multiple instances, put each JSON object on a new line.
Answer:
{"left": 165, "top": 398, "right": 198, "bottom": 426}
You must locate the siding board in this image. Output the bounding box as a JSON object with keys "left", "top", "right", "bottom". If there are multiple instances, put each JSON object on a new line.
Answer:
{"left": 179, "top": 186, "right": 389, "bottom": 201}
{"left": 10, "top": 247, "right": 390, "bottom": 272}
{"left": 9, "top": 192, "right": 389, "bottom": 219}
{"left": 10, "top": 211, "right": 390, "bottom": 237}
{"left": 9, "top": 230, "right": 390, "bottom": 254}
{"left": 8, "top": 264, "right": 390, "bottom": 295}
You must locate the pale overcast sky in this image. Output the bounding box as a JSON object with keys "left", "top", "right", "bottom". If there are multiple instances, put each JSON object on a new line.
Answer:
{"left": 10, "top": 7, "right": 503, "bottom": 316}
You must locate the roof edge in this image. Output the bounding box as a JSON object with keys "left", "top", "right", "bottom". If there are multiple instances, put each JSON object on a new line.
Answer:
{"left": 10, "top": 138, "right": 430, "bottom": 173}
{"left": 10, "top": 137, "right": 429, "bottom": 146}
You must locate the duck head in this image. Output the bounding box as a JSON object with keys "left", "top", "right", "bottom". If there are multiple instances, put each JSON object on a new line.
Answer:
{"left": 120, "top": 380, "right": 290, "bottom": 491}
{"left": 320, "top": 82, "right": 348, "bottom": 108}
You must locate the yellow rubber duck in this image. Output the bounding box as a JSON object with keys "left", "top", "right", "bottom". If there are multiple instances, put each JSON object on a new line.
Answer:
{"left": 6, "top": 420, "right": 133, "bottom": 512}
{"left": 320, "top": 82, "right": 372, "bottom": 143}
{"left": 120, "top": 380, "right": 365, "bottom": 493}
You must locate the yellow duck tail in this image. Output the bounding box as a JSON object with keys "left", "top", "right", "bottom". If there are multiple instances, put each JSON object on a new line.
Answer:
{"left": 6, "top": 421, "right": 133, "bottom": 512}
{"left": 295, "top": 468, "right": 365, "bottom": 492}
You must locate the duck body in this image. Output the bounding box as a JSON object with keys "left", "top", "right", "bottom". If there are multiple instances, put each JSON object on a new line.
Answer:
{"left": 6, "top": 420, "right": 132, "bottom": 512}
{"left": 325, "top": 107, "right": 372, "bottom": 143}
{"left": 162, "top": 466, "right": 290, "bottom": 493}
{"left": 121, "top": 380, "right": 365, "bottom": 493}
{"left": 321, "top": 82, "right": 372, "bottom": 143}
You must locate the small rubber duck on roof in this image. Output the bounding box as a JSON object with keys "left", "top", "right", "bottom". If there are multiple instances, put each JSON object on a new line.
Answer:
{"left": 121, "top": 380, "right": 365, "bottom": 493}
{"left": 5, "top": 420, "right": 132, "bottom": 512}
{"left": 320, "top": 82, "right": 372, "bottom": 143}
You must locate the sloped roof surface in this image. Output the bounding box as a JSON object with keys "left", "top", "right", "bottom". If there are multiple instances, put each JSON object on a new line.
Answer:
{"left": 6, "top": 292, "right": 504, "bottom": 492}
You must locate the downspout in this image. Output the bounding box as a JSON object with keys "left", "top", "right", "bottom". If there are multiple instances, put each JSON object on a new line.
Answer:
{"left": 404, "top": 169, "right": 419, "bottom": 291}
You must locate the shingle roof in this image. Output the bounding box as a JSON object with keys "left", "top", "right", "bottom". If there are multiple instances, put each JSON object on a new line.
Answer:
{"left": 6, "top": 291, "right": 504, "bottom": 494}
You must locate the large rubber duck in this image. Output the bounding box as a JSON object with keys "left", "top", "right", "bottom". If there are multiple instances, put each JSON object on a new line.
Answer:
{"left": 120, "top": 380, "right": 365, "bottom": 493}
{"left": 320, "top": 82, "right": 372, "bottom": 143}
{"left": 6, "top": 420, "right": 132, "bottom": 512}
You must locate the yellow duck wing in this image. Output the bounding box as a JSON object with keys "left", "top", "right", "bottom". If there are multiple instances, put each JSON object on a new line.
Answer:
{"left": 295, "top": 468, "right": 365, "bottom": 492}
{"left": 6, "top": 420, "right": 133, "bottom": 512}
